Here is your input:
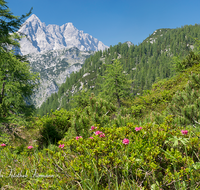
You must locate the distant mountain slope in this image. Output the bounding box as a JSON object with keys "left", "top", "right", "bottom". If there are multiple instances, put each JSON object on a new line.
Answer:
{"left": 37, "top": 24, "right": 200, "bottom": 116}
{"left": 18, "top": 14, "right": 108, "bottom": 55}
{"left": 28, "top": 47, "right": 94, "bottom": 107}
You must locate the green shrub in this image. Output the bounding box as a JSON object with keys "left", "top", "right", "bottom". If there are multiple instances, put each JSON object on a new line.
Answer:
{"left": 173, "top": 51, "right": 200, "bottom": 72}
{"left": 70, "top": 93, "right": 117, "bottom": 138}
{"left": 168, "top": 73, "right": 200, "bottom": 127}
{"left": 35, "top": 108, "right": 72, "bottom": 148}
{"left": 53, "top": 117, "right": 200, "bottom": 189}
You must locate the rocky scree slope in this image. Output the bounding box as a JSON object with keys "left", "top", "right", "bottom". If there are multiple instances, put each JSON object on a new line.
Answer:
{"left": 28, "top": 47, "right": 94, "bottom": 108}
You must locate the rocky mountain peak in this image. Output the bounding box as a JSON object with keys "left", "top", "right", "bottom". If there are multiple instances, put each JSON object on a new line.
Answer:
{"left": 18, "top": 14, "right": 108, "bottom": 55}
{"left": 125, "top": 41, "right": 133, "bottom": 47}
{"left": 25, "top": 14, "right": 41, "bottom": 23}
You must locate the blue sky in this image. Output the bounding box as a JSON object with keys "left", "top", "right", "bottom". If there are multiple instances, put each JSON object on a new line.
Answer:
{"left": 7, "top": 0, "right": 200, "bottom": 47}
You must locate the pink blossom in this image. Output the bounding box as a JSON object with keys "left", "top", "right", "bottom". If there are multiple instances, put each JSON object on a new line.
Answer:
{"left": 123, "top": 138, "right": 129, "bottom": 145}
{"left": 99, "top": 133, "right": 105, "bottom": 138}
{"left": 1, "top": 143, "right": 6, "bottom": 147}
{"left": 27, "top": 146, "right": 33, "bottom": 149}
{"left": 76, "top": 136, "right": 82, "bottom": 140}
{"left": 135, "top": 127, "right": 142, "bottom": 131}
{"left": 181, "top": 130, "right": 188, "bottom": 135}
{"left": 95, "top": 131, "right": 102, "bottom": 135}
{"left": 90, "top": 126, "right": 97, "bottom": 130}
{"left": 89, "top": 137, "right": 94, "bottom": 139}
{"left": 59, "top": 144, "right": 64, "bottom": 148}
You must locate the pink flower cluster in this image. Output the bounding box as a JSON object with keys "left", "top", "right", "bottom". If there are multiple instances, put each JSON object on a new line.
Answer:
{"left": 76, "top": 136, "right": 82, "bottom": 140}
{"left": 27, "top": 146, "right": 33, "bottom": 149}
{"left": 56, "top": 126, "right": 191, "bottom": 150}
{"left": 95, "top": 130, "right": 105, "bottom": 138}
{"left": 59, "top": 144, "right": 65, "bottom": 148}
{"left": 1, "top": 143, "right": 6, "bottom": 147}
{"left": 135, "top": 127, "right": 142, "bottom": 131}
{"left": 100, "top": 133, "right": 105, "bottom": 138}
{"left": 90, "top": 126, "right": 97, "bottom": 130}
{"left": 95, "top": 131, "right": 102, "bottom": 135}
{"left": 123, "top": 138, "right": 129, "bottom": 145}
{"left": 181, "top": 130, "right": 188, "bottom": 135}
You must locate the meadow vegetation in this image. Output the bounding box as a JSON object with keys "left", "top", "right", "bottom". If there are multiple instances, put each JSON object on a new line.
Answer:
{"left": 1, "top": 59, "right": 200, "bottom": 189}
{"left": 1, "top": 0, "right": 200, "bottom": 189}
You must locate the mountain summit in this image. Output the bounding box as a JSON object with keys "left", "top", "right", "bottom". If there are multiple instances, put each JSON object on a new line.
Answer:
{"left": 19, "top": 14, "right": 108, "bottom": 55}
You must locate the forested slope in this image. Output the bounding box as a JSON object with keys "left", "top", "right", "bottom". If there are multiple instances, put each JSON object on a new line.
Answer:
{"left": 37, "top": 24, "right": 200, "bottom": 116}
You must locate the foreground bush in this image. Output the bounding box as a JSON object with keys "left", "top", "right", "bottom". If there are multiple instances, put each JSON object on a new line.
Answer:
{"left": 53, "top": 116, "right": 200, "bottom": 189}
{"left": 0, "top": 116, "right": 200, "bottom": 189}
{"left": 33, "top": 108, "right": 72, "bottom": 148}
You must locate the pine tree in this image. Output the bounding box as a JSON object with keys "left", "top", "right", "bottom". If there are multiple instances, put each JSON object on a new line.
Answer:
{"left": 173, "top": 51, "right": 200, "bottom": 72}
{"left": 168, "top": 73, "right": 200, "bottom": 126}
{"left": 70, "top": 93, "right": 117, "bottom": 137}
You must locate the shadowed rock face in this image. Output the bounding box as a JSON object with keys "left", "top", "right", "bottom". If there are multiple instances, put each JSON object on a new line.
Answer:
{"left": 27, "top": 47, "right": 95, "bottom": 108}
{"left": 18, "top": 14, "right": 108, "bottom": 55}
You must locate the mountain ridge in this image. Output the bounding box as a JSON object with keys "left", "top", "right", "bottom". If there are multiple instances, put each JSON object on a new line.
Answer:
{"left": 18, "top": 14, "right": 108, "bottom": 55}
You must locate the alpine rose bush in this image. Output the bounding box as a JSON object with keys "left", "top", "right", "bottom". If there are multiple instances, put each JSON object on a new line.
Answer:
{"left": 90, "top": 126, "right": 97, "bottom": 130}
{"left": 181, "top": 130, "right": 188, "bottom": 135}
{"left": 99, "top": 133, "right": 105, "bottom": 138}
{"left": 59, "top": 144, "right": 65, "bottom": 148}
{"left": 122, "top": 138, "right": 129, "bottom": 145}
{"left": 56, "top": 119, "right": 200, "bottom": 189}
{"left": 135, "top": 127, "right": 142, "bottom": 131}
{"left": 95, "top": 131, "right": 102, "bottom": 135}
{"left": 76, "top": 136, "right": 82, "bottom": 140}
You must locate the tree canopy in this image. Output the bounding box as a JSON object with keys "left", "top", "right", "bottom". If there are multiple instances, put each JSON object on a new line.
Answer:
{"left": 98, "top": 59, "right": 133, "bottom": 108}
{"left": 0, "top": 0, "right": 39, "bottom": 126}
{"left": 0, "top": 0, "right": 32, "bottom": 49}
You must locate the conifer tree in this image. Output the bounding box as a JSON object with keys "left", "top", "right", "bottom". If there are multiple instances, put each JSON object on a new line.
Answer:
{"left": 71, "top": 93, "right": 117, "bottom": 137}
{"left": 97, "top": 59, "right": 133, "bottom": 108}
{"left": 173, "top": 51, "right": 200, "bottom": 72}
{"left": 0, "top": 1, "right": 39, "bottom": 126}
{"left": 0, "top": 0, "right": 32, "bottom": 49}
